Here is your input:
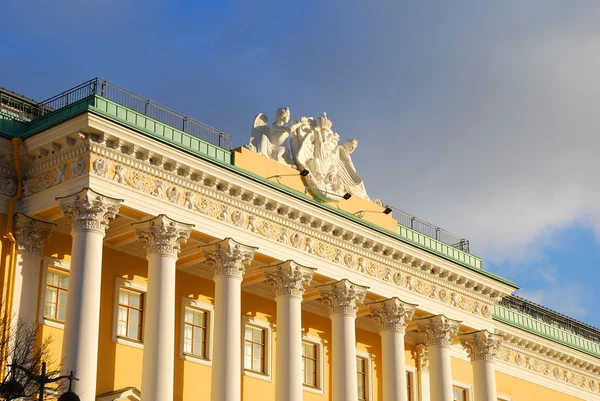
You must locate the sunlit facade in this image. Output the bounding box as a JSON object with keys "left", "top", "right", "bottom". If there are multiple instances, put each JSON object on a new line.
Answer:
{"left": 1, "top": 80, "right": 599, "bottom": 401}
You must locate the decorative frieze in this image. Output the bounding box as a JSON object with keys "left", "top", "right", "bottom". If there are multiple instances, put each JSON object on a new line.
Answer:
{"left": 263, "top": 260, "right": 316, "bottom": 298}
{"left": 416, "top": 314, "right": 461, "bottom": 347}
{"left": 459, "top": 330, "right": 502, "bottom": 361}
{"left": 318, "top": 279, "right": 368, "bottom": 316}
{"left": 369, "top": 297, "right": 417, "bottom": 333}
{"left": 134, "top": 214, "right": 193, "bottom": 257}
{"left": 14, "top": 213, "right": 54, "bottom": 257}
{"left": 57, "top": 188, "right": 122, "bottom": 233}
{"left": 200, "top": 238, "right": 257, "bottom": 278}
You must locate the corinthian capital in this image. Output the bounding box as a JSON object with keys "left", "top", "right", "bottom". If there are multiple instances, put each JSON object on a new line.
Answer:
{"left": 57, "top": 188, "right": 122, "bottom": 233}
{"left": 14, "top": 214, "right": 55, "bottom": 257}
{"left": 416, "top": 314, "right": 461, "bottom": 347}
{"left": 369, "top": 297, "right": 417, "bottom": 333}
{"left": 459, "top": 330, "right": 502, "bottom": 361}
{"left": 134, "top": 215, "right": 193, "bottom": 257}
{"left": 319, "top": 279, "right": 368, "bottom": 317}
{"left": 200, "top": 238, "right": 257, "bottom": 278}
{"left": 263, "top": 260, "right": 316, "bottom": 298}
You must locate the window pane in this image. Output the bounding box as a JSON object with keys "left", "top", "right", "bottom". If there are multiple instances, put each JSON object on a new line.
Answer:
{"left": 59, "top": 273, "right": 69, "bottom": 288}
{"left": 47, "top": 270, "right": 58, "bottom": 285}
{"left": 45, "top": 287, "right": 57, "bottom": 303}
{"left": 184, "top": 324, "right": 193, "bottom": 341}
{"left": 245, "top": 327, "right": 252, "bottom": 341}
{"left": 185, "top": 309, "right": 193, "bottom": 323}
{"left": 253, "top": 328, "right": 263, "bottom": 343}
{"left": 58, "top": 290, "right": 68, "bottom": 307}
{"left": 44, "top": 302, "right": 56, "bottom": 319}
{"left": 183, "top": 339, "right": 192, "bottom": 354}
{"left": 129, "top": 292, "right": 141, "bottom": 308}
{"left": 57, "top": 305, "right": 66, "bottom": 321}
{"left": 119, "top": 290, "right": 128, "bottom": 305}
{"left": 117, "top": 320, "right": 127, "bottom": 336}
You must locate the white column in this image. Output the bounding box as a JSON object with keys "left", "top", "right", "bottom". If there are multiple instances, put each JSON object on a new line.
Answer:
{"left": 319, "top": 279, "right": 368, "bottom": 401}
{"left": 264, "top": 260, "right": 316, "bottom": 401}
{"left": 58, "top": 188, "right": 121, "bottom": 401}
{"left": 135, "top": 215, "right": 193, "bottom": 401}
{"left": 201, "top": 238, "right": 257, "bottom": 401}
{"left": 370, "top": 298, "right": 417, "bottom": 401}
{"left": 415, "top": 344, "right": 431, "bottom": 401}
{"left": 12, "top": 214, "right": 54, "bottom": 324}
{"left": 416, "top": 315, "right": 461, "bottom": 401}
{"left": 459, "top": 330, "right": 502, "bottom": 401}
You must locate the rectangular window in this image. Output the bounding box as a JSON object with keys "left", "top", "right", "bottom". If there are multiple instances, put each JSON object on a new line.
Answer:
{"left": 117, "top": 288, "right": 143, "bottom": 341}
{"left": 44, "top": 268, "right": 69, "bottom": 322}
{"left": 406, "top": 371, "right": 412, "bottom": 401}
{"left": 357, "top": 357, "right": 367, "bottom": 400}
{"left": 302, "top": 342, "right": 318, "bottom": 387}
{"left": 453, "top": 386, "right": 467, "bottom": 401}
{"left": 244, "top": 325, "right": 265, "bottom": 373}
{"left": 183, "top": 307, "right": 208, "bottom": 358}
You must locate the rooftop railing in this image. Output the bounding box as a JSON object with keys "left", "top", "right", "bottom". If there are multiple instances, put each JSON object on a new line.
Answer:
{"left": 3, "top": 78, "right": 233, "bottom": 149}
{"left": 498, "top": 295, "right": 600, "bottom": 343}
{"left": 391, "top": 206, "right": 470, "bottom": 252}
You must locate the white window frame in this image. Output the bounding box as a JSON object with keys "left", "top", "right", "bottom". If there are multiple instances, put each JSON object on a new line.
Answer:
{"left": 301, "top": 334, "right": 325, "bottom": 395}
{"left": 356, "top": 349, "right": 374, "bottom": 401}
{"left": 112, "top": 277, "right": 147, "bottom": 349}
{"left": 242, "top": 316, "right": 273, "bottom": 382}
{"left": 406, "top": 366, "right": 418, "bottom": 401}
{"left": 38, "top": 257, "right": 70, "bottom": 329}
{"left": 452, "top": 380, "right": 473, "bottom": 401}
{"left": 497, "top": 395, "right": 512, "bottom": 401}
{"left": 179, "top": 297, "right": 214, "bottom": 366}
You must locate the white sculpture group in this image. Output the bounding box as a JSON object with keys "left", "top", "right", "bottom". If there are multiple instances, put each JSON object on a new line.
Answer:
{"left": 247, "top": 108, "right": 373, "bottom": 203}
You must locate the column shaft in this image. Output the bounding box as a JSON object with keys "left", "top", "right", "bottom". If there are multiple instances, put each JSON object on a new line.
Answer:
{"left": 381, "top": 330, "right": 407, "bottom": 401}
{"left": 141, "top": 254, "right": 177, "bottom": 400}
{"left": 331, "top": 313, "right": 358, "bottom": 401}
{"left": 459, "top": 330, "right": 502, "bottom": 401}
{"left": 12, "top": 253, "right": 43, "bottom": 324}
{"left": 428, "top": 345, "right": 453, "bottom": 401}
{"left": 472, "top": 360, "right": 497, "bottom": 401}
{"left": 275, "top": 295, "right": 302, "bottom": 401}
{"left": 62, "top": 228, "right": 105, "bottom": 400}
{"left": 212, "top": 274, "right": 243, "bottom": 401}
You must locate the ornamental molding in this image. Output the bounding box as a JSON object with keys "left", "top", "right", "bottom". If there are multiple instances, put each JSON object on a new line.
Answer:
{"left": 496, "top": 331, "right": 600, "bottom": 395}
{"left": 263, "top": 260, "right": 316, "bottom": 298}
{"left": 57, "top": 187, "right": 122, "bottom": 233}
{"left": 459, "top": 330, "right": 502, "bottom": 361}
{"left": 20, "top": 128, "right": 511, "bottom": 319}
{"left": 416, "top": 314, "right": 461, "bottom": 347}
{"left": 369, "top": 297, "right": 417, "bottom": 333}
{"left": 14, "top": 214, "right": 55, "bottom": 257}
{"left": 318, "top": 279, "right": 368, "bottom": 316}
{"left": 133, "top": 214, "right": 193, "bottom": 257}
{"left": 412, "top": 344, "right": 429, "bottom": 372}
{"left": 200, "top": 238, "right": 257, "bottom": 278}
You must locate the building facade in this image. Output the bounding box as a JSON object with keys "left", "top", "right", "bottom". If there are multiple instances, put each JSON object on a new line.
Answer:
{"left": 1, "top": 79, "right": 599, "bottom": 401}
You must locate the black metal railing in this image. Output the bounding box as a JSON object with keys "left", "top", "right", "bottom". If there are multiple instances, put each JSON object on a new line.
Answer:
{"left": 498, "top": 295, "right": 600, "bottom": 343}
{"left": 391, "top": 206, "right": 470, "bottom": 252}
{"left": 10, "top": 78, "right": 232, "bottom": 149}
{"left": 0, "top": 89, "right": 40, "bottom": 121}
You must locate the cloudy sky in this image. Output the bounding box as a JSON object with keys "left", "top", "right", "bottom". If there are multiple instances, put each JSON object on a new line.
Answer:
{"left": 2, "top": 1, "right": 599, "bottom": 326}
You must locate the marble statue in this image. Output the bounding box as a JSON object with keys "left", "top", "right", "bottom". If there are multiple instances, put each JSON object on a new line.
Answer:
{"left": 246, "top": 109, "right": 375, "bottom": 203}
{"left": 246, "top": 107, "right": 308, "bottom": 167}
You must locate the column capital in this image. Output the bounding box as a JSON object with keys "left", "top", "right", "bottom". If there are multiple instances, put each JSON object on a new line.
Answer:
{"left": 459, "top": 330, "right": 502, "bottom": 361}
{"left": 414, "top": 344, "right": 430, "bottom": 372}
{"left": 263, "top": 260, "right": 316, "bottom": 298}
{"left": 416, "top": 314, "right": 461, "bottom": 347}
{"left": 57, "top": 188, "right": 122, "bottom": 233}
{"left": 200, "top": 238, "right": 257, "bottom": 278}
{"left": 134, "top": 214, "right": 193, "bottom": 257}
{"left": 14, "top": 214, "right": 55, "bottom": 257}
{"left": 369, "top": 297, "right": 417, "bottom": 333}
{"left": 319, "top": 279, "right": 368, "bottom": 316}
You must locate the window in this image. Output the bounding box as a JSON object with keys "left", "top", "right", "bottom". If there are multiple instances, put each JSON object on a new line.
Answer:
{"left": 44, "top": 268, "right": 69, "bottom": 322}
{"left": 357, "top": 357, "right": 368, "bottom": 400}
{"left": 452, "top": 382, "right": 472, "bottom": 401}
{"left": 244, "top": 325, "right": 265, "bottom": 373}
{"left": 112, "top": 277, "right": 146, "bottom": 348}
{"left": 242, "top": 317, "right": 272, "bottom": 381}
{"left": 117, "top": 288, "right": 143, "bottom": 341}
{"left": 183, "top": 307, "right": 208, "bottom": 358}
{"left": 406, "top": 367, "right": 417, "bottom": 401}
{"left": 39, "top": 258, "right": 70, "bottom": 329}
{"left": 406, "top": 371, "right": 412, "bottom": 401}
{"left": 302, "top": 342, "right": 318, "bottom": 387}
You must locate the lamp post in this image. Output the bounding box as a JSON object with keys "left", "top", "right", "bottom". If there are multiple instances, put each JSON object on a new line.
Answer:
{"left": 0, "top": 361, "right": 79, "bottom": 401}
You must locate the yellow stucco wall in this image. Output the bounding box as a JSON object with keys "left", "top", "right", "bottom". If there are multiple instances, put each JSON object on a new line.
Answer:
{"left": 0, "top": 229, "right": 584, "bottom": 400}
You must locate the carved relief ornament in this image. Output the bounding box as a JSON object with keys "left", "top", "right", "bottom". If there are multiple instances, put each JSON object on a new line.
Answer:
{"left": 459, "top": 330, "right": 502, "bottom": 361}
{"left": 319, "top": 279, "right": 368, "bottom": 316}
{"left": 416, "top": 314, "right": 461, "bottom": 347}
{"left": 134, "top": 214, "right": 193, "bottom": 257}
{"left": 57, "top": 188, "right": 122, "bottom": 233}
{"left": 14, "top": 214, "right": 55, "bottom": 257}
{"left": 263, "top": 260, "right": 316, "bottom": 298}
{"left": 200, "top": 238, "right": 257, "bottom": 278}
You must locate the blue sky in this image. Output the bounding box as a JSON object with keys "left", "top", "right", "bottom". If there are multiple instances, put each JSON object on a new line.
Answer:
{"left": 2, "top": 1, "right": 599, "bottom": 326}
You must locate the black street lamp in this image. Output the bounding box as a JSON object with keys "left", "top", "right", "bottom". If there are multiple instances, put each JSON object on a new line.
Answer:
{"left": 0, "top": 361, "right": 79, "bottom": 401}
